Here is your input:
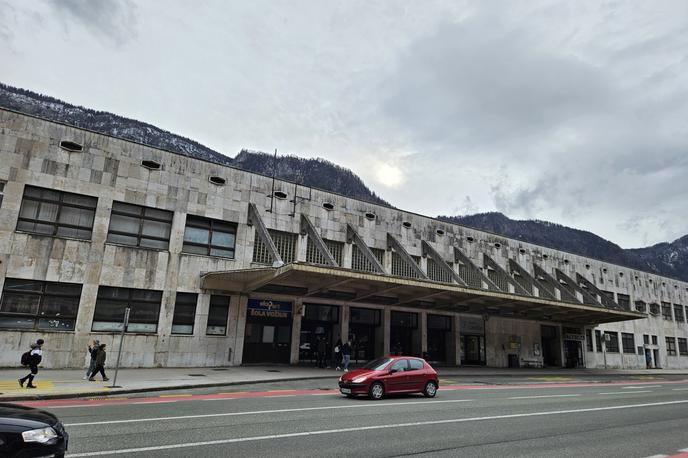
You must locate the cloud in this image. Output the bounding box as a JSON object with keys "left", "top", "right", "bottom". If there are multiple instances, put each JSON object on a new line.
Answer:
{"left": 47, "top": 0, "right": 138, "bottom": 45}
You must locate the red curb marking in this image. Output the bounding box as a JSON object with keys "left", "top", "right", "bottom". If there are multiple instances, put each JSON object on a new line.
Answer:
{"left": 17, "top": 379, "right": 688, "bottom": 409}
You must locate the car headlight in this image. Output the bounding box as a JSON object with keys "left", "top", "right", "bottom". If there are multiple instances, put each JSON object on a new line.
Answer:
{"left": 22, "top": 427, "right": 58, "bottom": 443}
{"left": 352, "top": 376, "right": 368, "bottom": 384}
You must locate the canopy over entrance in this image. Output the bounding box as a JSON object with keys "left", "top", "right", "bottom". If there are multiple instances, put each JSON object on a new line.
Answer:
{"left": 201, "top": 263, "right": 644, "bottom": 326}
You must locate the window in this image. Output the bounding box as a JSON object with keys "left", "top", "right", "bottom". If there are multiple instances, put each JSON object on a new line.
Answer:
{"left": 674, "top": 304, "right": 685, "bottom": 323}
{"left": 408, "top": 359, "right": 424, "bottom": 371}
{"left": 643, "top": 334, "right": 649, "bottom": 345}
{"left": 617, "top": 294, "right": 630, "bottom": 310}
{"left": 662, "top": 302, "right": 673, "bottom": 321}
{"left": 621, "top": 333, "right": 635, "bottom": 353}
{"left": 182, "top": 215, "right": 237, "bottom": 258}
{"left": 350, "top": 307, "right": 381, "bottom": 325}
{"left": 586, "top": 329, "right": 593, "bottom": 351}
{"left": 649, "top": 303, "right": 660, "bottom": 315}
{"left": 595, "top": 330, "right": 602, "bottom": 352}
{"left": 17, "top": 186, "right": 97, "bottom": 240}
{"left": 107, "top": 202, "right": 173, "bottom": 250}
{"left": 428, "top": 314, "right": 452, "bottom": 331}
{"left": 171, "top": 293, "right": 197, "bottom": 335}
{"left": 0, "top": 278, "right": 81, "bottom": 331}
{"left": 390, "top": 359, "right": 407, "bottom": 372}
{"left": 0, "top": 180, "right": 5, "bottom": 207}
{"left": 303, "top": 303, "right": 339, "bottom": 323}
{"left": 92, "top": 286, "right": 161, "bottom": 333}
{"left": 635, "top": 301, "right": 646, "bottom": 313}
{"left": 652, "top": 335, "right": 658, "bottom": 345}
{"left": 605, "top": 331, "right": 619, "bottom": 353}
{"left": 206, "top": 295, "right": 229, "bottom": 335}
{"left": 391, "top": 311, "right": 418, "bottom": 328}
{"left": 678, "top": 338, "right": 688, "bottom": 356}
{"left": 666, "top": 337, "right": 677, "bottom": 356}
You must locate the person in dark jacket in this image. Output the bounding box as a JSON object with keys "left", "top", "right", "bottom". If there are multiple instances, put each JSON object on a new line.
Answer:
{"left": 317, "top": 337, "right": 328, "bottom": 368}
{"left": 84, "top": 339, "right": 100, "bottom": 380}
{"left": 341, "top": 340, "right": 351, "bottom": 372}
{"left": 19, "top": 339, "right": 44, "bottom": 389}
{"left": 333, "top": 338, "right": 343, "bottom": 370}
{"left": 89, "top": 344, "right": 109, "bottom": 381}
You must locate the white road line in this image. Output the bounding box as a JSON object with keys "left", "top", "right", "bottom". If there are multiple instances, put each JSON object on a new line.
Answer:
{"left": 598, "top": 391, "right": 653, "bottom": 395}
{"left": 680, "top": 448, "right": 688, "bottom": 452}
{"left": 515, "top": 393, "right": 581, "bottom": 399}
{"left": 672, "top": 388, "right": 688, "bottom": 391}
{"left": 64, "top": 399, "right": 688, "bottom": 457}
{"left": 623, "top": 385, "right": 662, "bottom": 389}
{"left": 643, "top": 454, "right": 668, "bottom": 458}
{"left": 64, "top": 399, "right": 473, "bottom": 427}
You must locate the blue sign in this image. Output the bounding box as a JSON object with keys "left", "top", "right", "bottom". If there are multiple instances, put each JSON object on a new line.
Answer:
{"left": 247, "top": 299, "right": 292, "bottom": 319}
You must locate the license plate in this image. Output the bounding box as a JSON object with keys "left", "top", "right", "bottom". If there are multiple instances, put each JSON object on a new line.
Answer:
{"left": 341, "top": 388, "right": 351, "bottom": 394}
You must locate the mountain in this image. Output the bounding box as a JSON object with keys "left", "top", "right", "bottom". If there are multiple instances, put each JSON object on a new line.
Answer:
{"left": 0, "top": 83, "right": 388, "bottom": 206}
{"left": 1, "top": 82, "right": 686, "bottom": 281}
{"left": 440, "top": 212, "right": 688, "bottom": 282}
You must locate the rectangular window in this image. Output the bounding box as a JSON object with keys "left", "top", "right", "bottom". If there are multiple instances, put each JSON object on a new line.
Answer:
{"left": 391, "top": 310, "right": 418, "bottom": 328}
{"left": 666, "top": 337, "right": 677, "bottom": 356}
{"left": 171, "top": 293, "right": 197, "bottom": 335}
{"left": 621, "top": 333, "right": 635, "bottom": 353}
{"left": 605, "top": 331, "right": 619, "bottom": 353}
{"left": 0, "top": 278, "right": 81, "bottom": 331}
{"left": 595, "top": 330, "right": 602, "bottom": 353}
{"left": 662, "top": 302, "right": 673, "bottom": 321}
{"left": 303, "top": 303, "right": 339, "bottom": 323}
{"left": 350, "top": 307, "right": 381, "bottom": 325}
{"left": 0, "top": 180, "right": 5, "bottom": 207}
{"left": 182, "top": 215, "right": 237, "bottom": 258}
{"left": 678, "top": 338, "right": 688, "bottom": 356}
{"left": 107, "top": 201, "right": 173, "bottom": 250}
{"left": 17, "top": 185, "right": 97, "bottom": 240}
{"left": 428, "top": 314, "right": 452, "bottom": 331}
{"left": 206, "top": 295, "right": 229, "bottom": 335}
{"left": 652, "top": 335, "right": 658, "bottom": 345}
{"left": 617, "top": 293, "right": 630, "bottom": 310}
{"left": 674, "top": 304, "right": 685, "bottom": 323}
{"left": 586, "top": 329, "right": 593, "bottom": 352}
{"left": 643, "top": 334, "right": 649, "bottom": 345}
{"left": 92, "top": 286, "right": 161, "bottom": 333}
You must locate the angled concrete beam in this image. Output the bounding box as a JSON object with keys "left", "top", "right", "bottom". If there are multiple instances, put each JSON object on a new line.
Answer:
{"left": 303, "top": 278, "right": 352, "bottom": 297}
{"left": 483, "top": 254, "right": 532, "bottom": 296}
{"left": 508, "top": 259, "right": 554, "bottom": 299}
{"left": 353, "top": 285, "right": 403, "bottom": 302}
{"left": 300, "top": 214, "right": 337, "bottom": 266}
{"left": 387, "top": 233, "right": 428, "bottom": 279}
{"left": 392, "top": 290, "right": 448, "bottom": 307}
{"left": 555, "top": 269, "right": 601, "bottom": 306}
{"left": 453, "top": 247, "right": 501, "bottom": 291}
{"left": 247, "top": 203, "right": 283, "bottom": 265}
{"left": 576, "top": 273, "right": 621, "bottom": 309}
{"left": 421, "top": 240, "right": 467, "bottom": 286}
{"left": 533, "top": 264, "right": 578, "bottom": 303}
{"left": 346, "top": 224, "right": 386, "bottom": 274}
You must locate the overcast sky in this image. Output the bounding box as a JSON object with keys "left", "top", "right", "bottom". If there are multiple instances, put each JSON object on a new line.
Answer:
{"left": 2, "top": 1, "right": 687, "bottom": 249}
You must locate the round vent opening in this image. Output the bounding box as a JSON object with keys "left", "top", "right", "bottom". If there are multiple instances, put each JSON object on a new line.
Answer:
{"left": 141, "top": 160, "right": 161, "bottom": 170}
{"left": 542, "top": 254, "right": 549, "bottom": 259}
{"left": 273, "top": 191, "right": 288, "bottom": 199}
{"left": 602, "top": 268, "right": 608, "bottom": 273}
{"left": 59, "top": 140, "right": 83, "bottom": 152}
{"left": 402, "top": 221, "right": 412, "bottom": 229}
{"left": 519, "top": 248, "right": 526, "bottom": 254}
{"left": 585, "top": 264, "right": 590, "bottom": 269}
{"left": 436, "top": 229, "right": 445, "bottom": 236}
{"left": 619, "top": 272, "right": 624, "bottom": 277}
{"left": 494, "top": 243, "right": 501, "bottom": 248}
{"left": 466, "top": 236, "right": 474, "bottom": 243}
{"left": 208, "top": 176, "right": 226, "bottom": 186}
{"left": 365, "top": 212, "right": 376, "bottom": 221}
{"left": 322, "top": 202, "right": 335, "bottom": 211}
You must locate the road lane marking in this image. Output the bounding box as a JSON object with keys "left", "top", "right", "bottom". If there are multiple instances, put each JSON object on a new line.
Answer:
{"left": 63, "top": 399, "right": 688, "bottom": 456}
{"left": 623, "top": 385, "right": 662, "bottom": 389}
{"left": 64, "top": 399, "right": 474, "bottom": 426}
{"left": 597, "top": 390, "right": 653, "bottom": 395}
{"left": 643, "top": 455, "right": 668, "bottom": 458}
{"left": 673, "top": 388, "right": 688, "bottom": 391}
{"left": 508, "top": 394, "right": 581, "bottom": 400}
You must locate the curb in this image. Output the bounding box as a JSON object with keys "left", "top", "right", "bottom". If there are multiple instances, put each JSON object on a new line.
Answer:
{"left": 1, "top": 375, "right": 340, "bottom": 402}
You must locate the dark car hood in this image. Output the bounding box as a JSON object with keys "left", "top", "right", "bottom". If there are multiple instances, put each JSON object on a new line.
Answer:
{"left": 341, "top": 369, "right": 378, "bottom": 381}
{"left": 0, "top": 403, "right": 58, "bottom": 431}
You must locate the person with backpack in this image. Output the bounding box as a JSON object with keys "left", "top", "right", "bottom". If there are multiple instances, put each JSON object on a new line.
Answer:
{"left": 83, "top": 339, "right": 100, "bottom": 380}
{"left": 89, "top": 343, "right": 109, "bottom": 381}
{"left": 341, "top": 340, "right": 351, "bottom": 372}
{"left": 333, "top": 338, "right": 343, "bottom": 370}
{"left": 19, "top": 339, "right": 44, "bottom": 389}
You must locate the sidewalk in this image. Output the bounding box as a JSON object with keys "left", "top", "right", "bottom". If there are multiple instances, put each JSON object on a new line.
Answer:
{"left": 2, "top": 365, "right": 687, "bottom": 401}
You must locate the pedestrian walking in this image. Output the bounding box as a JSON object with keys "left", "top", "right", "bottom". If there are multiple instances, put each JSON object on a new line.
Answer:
{"left": 19, "top": 339, "right": 44, "bottom": 389}
{"left": 341, "top": 340, "right": 351, "bottom": 372}
{"left": 89, "top": 343, "right": 109, "bottom": 381}
{"left": 317, "top": 337, "right": 328, "bottom": 368}
{"left": 334, "top": 338, "right": 343, "bottom": 370}
{"left": 84, "top": 339, "right": 100, "bottom": 380}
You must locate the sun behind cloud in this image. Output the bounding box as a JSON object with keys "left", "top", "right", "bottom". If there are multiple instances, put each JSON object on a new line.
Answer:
{"left": 375, "top": 163, "right": 405, "bottom": 188}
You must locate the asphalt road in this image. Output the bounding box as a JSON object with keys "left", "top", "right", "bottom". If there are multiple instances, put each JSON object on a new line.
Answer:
{"left": 33, "top": 377, "right": 688, "bottom": 458}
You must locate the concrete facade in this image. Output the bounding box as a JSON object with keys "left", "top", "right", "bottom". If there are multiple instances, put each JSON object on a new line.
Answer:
{"left": 1, "top": 108, "right": 687, "bottom": 369}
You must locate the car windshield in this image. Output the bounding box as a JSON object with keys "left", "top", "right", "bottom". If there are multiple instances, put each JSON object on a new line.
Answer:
{"left": 362, "top": 357, "right": 393, "bottom": 371}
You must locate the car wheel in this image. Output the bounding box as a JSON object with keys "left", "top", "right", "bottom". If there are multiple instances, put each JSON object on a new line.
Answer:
{"left": 423, "top": 381, "right": 438, "bottom": 398}
{"left": 369, "top": 381, "right": 384, "bottom": 400}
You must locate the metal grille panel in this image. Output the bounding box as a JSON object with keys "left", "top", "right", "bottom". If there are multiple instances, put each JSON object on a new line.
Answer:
{"left": 392, "top": 252, "right": 422, "bottom": 278}
{"left": 325, "top": 240, "right": 343, "bottom": 266}
{"left": 427, "top": 258, "right": 453, "bottom": 283}
{"left": 252, "top": 230, "right": 297, "bottom": 264}
{"left": 351, "top": 244, "right": 379, "bottom": 273}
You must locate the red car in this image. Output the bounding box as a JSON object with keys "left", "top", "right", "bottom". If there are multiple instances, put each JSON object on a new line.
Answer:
{"left": 338, "top": 356, "right": 439, "bottom": 400}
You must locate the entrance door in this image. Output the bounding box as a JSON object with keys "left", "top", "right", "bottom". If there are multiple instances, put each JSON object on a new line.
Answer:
{"left": 653, "top": 349, "right": 660, "bottom": 369}
{"left": 349, "top": 323, "right": 376, "bottom": 362}
{"left": 463, "top": 335, "right": 483, "bottom": 365}
{"left": 541, "top": 325, "right": 561, "bottom": 367}
{"left": 243, "top": 322, "right": 292, "bottom": 363}
{"left": 564, "top": 340, "right": 582, "bottom": 368}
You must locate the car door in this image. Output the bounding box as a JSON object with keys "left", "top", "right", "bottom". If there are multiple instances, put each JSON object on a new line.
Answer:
{"left": 405, "top": 358, "right": 426, "bottom": 391}
{"left": 385, "top": 359, "right": 409, "bottom": 393}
